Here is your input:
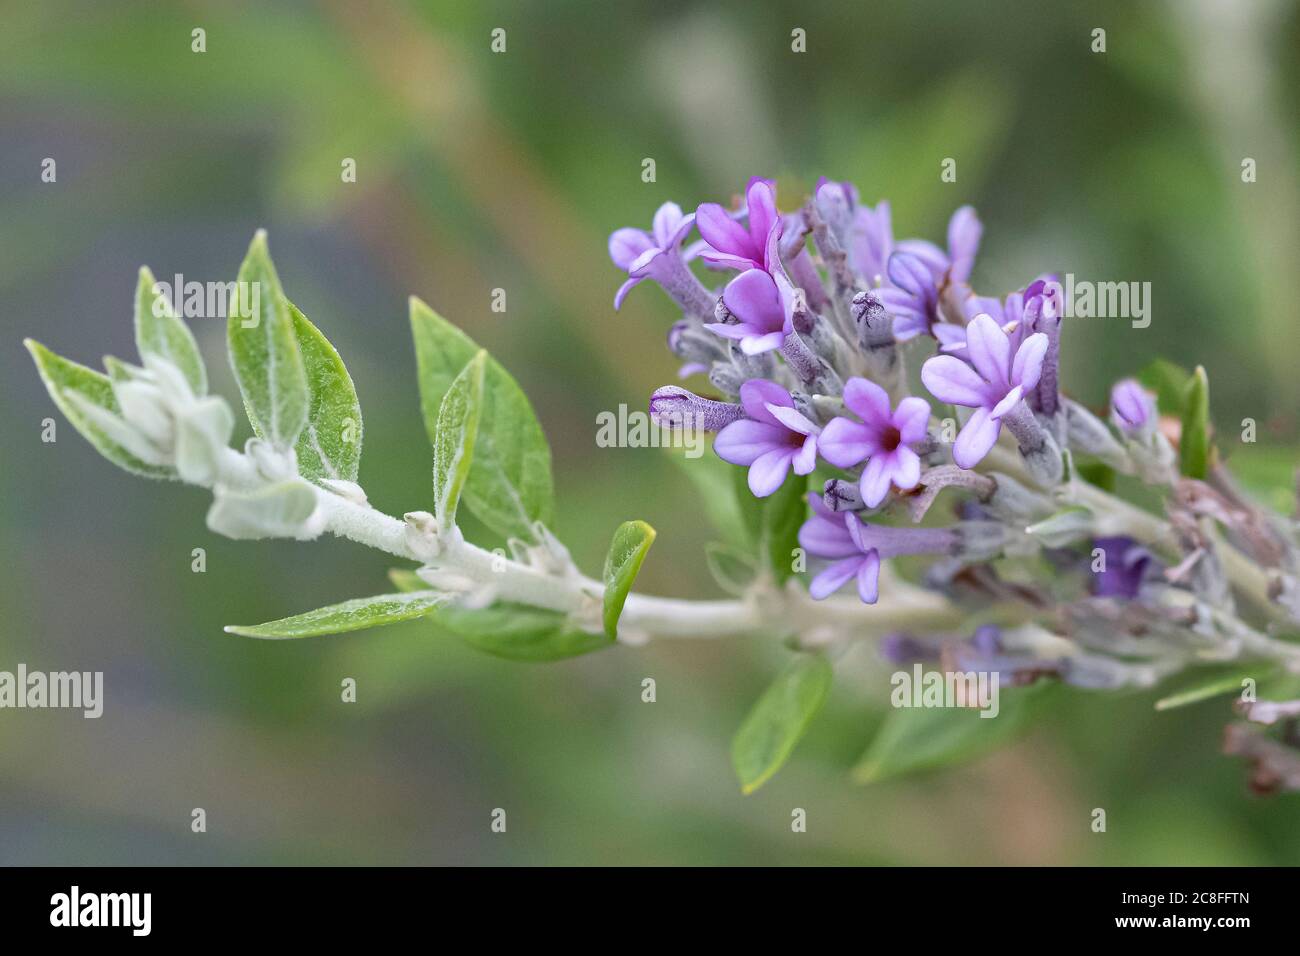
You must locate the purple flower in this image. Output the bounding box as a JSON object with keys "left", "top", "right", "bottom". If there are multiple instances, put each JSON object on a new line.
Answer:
{"left": 797, "top": 494, "right": 883, "bottom": 603}
{"left": 1090, "top": 536, "right": 1156, "bottom": 599}
{"left": 695, "top": 177, "right": 781, "bottom": 272}
{"left": 714, "top": 380, "right": 820, "bottom": 497}
{"left": 1110, "top": 379, "right": 1154, "bottom": 434}
{"left": 798, "top": 493, "right": 958, "bottom": 603}
{"left": 920, "top": 313, "right": 1049, "bottom": 468}
{"left": 895, "top": 204, "right": 983, "bottom": 285}
{"left": 609, "top": 201, "right": 698, "bottom": 309}
{"left": 706, "top": 235, "right": 796, "bottom": 355}
{"left": 818, "top": 377, "right": 931, "bottom": 507}
{"left": 876, "top": 252, "right": 939, "bottom": 341}
{"left": 935, "top": 275, "right": 1058, "bottom": 353}
{"left": 648, "top": 386, "right": 742, "bottom": 431}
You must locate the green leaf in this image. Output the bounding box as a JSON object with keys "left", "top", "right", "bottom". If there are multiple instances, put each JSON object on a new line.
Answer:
{"left": 227, "top": 230, "right": 310, "bottom": 448}
{"left": 410, "top": 297, "right": 555, "bottom": 540}
{"left": 1155, "top": 667, "right": 1269, "bottom": 711}
{"left": 662, "top": 447, "right": 754, "bottom": 550}
{"left": 224, "top": 591, "right": 448, "bottom": 639}
{"left": 602, "top": 520, "right": 656, "bottom": 640}
{"left": 387, "top": 568, "right": 426, "bottom": 593}
{"left": 288, "top": 302, "right": 362, "bottom": 483}
{"left": 432, "top": 350, "right": 487, "bottom": 529}
{"left": 134, "top": 266, "right": 206, "bottom": 395}
{"left": 763, "top": 473, "right": 808, "bottom": 584}
{"left": 25, "top": 339, "right": 176, "bottom": 479}
{"left": 1179, "top": 364, "right": 1211, "bottom": 480}
{"left": 731, "top": 654, "right": 833, "bottom": 794}
{"left": 438, "top": 603, "right": 611, "bottom": 662}
{"left": 705, "top": 541, "right": 758, "bottom": 595}
{"left": 852, "top": 682, "right": 1053, "bottom": 784}
{"left": 1137, "top": 358, "right": 1191, "bottom": 417}
{"left": 1024, "top": 505, "right": 1094, "bottom": 548}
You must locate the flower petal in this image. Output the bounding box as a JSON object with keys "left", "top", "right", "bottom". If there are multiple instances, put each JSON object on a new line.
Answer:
{"left": 713, "top": 419, "right": 786, "bottom": 465}
{"left": 893, "top": 396, "right": 932, "bottom": 444}
{"left": 740, "top": 331, "right": 785, "bottom": 354}
{"left": 1012, "top": 331, "right": 1049, "bottom": 392}
{"left": 792, "top": 434, "right": 819, "bottom": 474}
{"left": 748, "top": 448, "right": 793, "bottom": 497}
{"left": 856, "top": 550, "right": 881, "bottom": 604}
{"left": 964, "top": 313, "right": 1011, "bottom": 387}
{"left": 818, "top": 417, "right": 876, "bottom": 468}
{"left": 799, "top": 513, "right": 858, "bottom": 558}
{"left": 613, "top": 276, "right": 644, "bottom": 310}
{"left": 766, "top": 402, "right": 819, "bottom": 436}
{"left": 842, "top": 376, "right": 892, "bottom": 426}
{"left": 946, "top": 205, "right": 982, "bottom": 284}
{"left": 990, "top": 384, "right": 1024, "bottom": 419}
{"left": 609, "top": 228, "right": 653, "bottom": 270}
{"left": 722, "top": 269, "right": 784, "bottom": 331}
{"left": 651, "top": 202, "right": 685, "bottom": 248}
{"left": 739, "top": 379, "right": 792, "bottom": 424}
{"left": 858, "top": 455, "right": 892, "bottom": 508}
{"left": 888, "top": 446, "right": 922, "bottom": 491}
{"left": 921, "top": 354, "right": 990, "bottom": 407}
{"left": 952, "top": 406, "right": 1001, "bottom": 469}
{"left": 695, "top": 202, "right": 750, "bottom": 259}
{"left": 809, "top": 556, "right": 864, "bottom": 600}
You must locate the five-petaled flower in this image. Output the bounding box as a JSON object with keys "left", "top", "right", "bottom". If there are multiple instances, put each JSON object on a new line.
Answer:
{"left": 797, "top": 493, "right": 884, "bottom": 603}
{"left": 921, "top": 313, "right": 1048, "bottom": 469}
{"left": 819, "top": 378, "right": 931, "bottom": 507}
{"left": 706, "top": 230, "right": 797, "bottom": 355}
{"left": 609, "top": 201, "right": 698, "bottom": 310}
{"left": 713, "top": 380, "right": 820, "bottom": 497}
{"left": 695, "top": 177, "right": 781, "bottom": 272}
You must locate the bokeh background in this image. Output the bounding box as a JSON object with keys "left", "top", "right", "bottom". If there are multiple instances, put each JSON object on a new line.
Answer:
{"left": 2, "top": 0, "right": 1298, "bottom": 864}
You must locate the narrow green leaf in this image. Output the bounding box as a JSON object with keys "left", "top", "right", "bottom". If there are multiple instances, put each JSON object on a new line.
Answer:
{"left": 705, "top": 541, "right": 758, "bottom": 595}
{"left": 1137, "top": 358, "right": 1191, "bottom": 417}
{"left": 227, "top": 230, "right": 310, "bottom": 447}
{"left": 438, "top": 603, "right": 611, "bottom": 662}
{"left": 432, "top": 350, "right": 487, "bottom": 529}
{"left": 288, "top": 302, "right": 362, "bottom": 483}
{"left": 410, "top": 297, "right": 555, "bottom": 540}
{"left": 1179, "top": 364, "right": 1211, "bottom": 479}
{"left": 25, "top": 339, "right": 176, "bottom": 479}
{"left": 1154, "top": 666, "right": 1272, "bottom": 711}
{"left": 135, "top": 266, "right": 206, "bottom": 395}
{"left": 225, "top": 591, "right": 448, "bottom": 639}
{"left": 1024, "top": 505, "right": 1094, "bottom": 548}
{"left": 602, "top": 520, "right": 656, "bottom": 640}
{"left": 852, "top": 682, "right": 1053, "bottom": 784}
{"left": 763, "top": 473, "right": 808, "bottom": 584}
{"left": 732, "top": 654, "right": 833, "bottom": 794}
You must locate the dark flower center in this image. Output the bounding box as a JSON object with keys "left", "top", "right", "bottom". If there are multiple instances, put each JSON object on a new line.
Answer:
{"left": 880, "top": 425, "right": 902, "bottom": 452}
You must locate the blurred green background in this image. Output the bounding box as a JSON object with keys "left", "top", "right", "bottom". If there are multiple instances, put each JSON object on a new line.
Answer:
{"left": 2, "top": 0, "right": 1298, "bottom": 864}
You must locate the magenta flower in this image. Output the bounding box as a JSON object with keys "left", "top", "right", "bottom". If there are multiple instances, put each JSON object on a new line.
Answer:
{"left": 608, "top": 201, "right": 700, "bottom": 310}
{"left": 706, "top": 240, "right": 797, "bottom": 355}
{"left": 1110, "top": 379, "right": 1154, "bottom": 434}
{"left": 695, "top": 177, "right": 780, "bottom": 272}
{"left": 920, "top": 313, "right": 1048, "bottom": 468}
{"left": 714, "top": 380, "right": 820, "bottom": 497}
{"left": 798, "top": 493, "right": 958, "bottom": 603}
{"left": 895, "top": 204, "right": 983, "bottom": 285}
{"left": 819, "top": 378, "right": 930, "bottom": 507}
{"left": 875, "top": 252, "right": 939, "bottom": 341}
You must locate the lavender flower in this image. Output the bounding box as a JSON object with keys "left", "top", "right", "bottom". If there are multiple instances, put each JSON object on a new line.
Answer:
{"left": 850, "top": 200, "right": 894, "bottom": 283}
{"left": 798, "top": 493, "right": 957, "bottom": 603}
{"left": 1090, "top": 536, "right": 1156, "bottom": 599}
{"left": 920, "top": 313, "right": 1048, "bottom": 469}
{"left": 895, "top": 204, "right": 983, "bottom": 285}
{"left": 876, "top": 252, "right": 939, "bottom": 341}
{"left": 609, "top": 201, "right": 710, "bottom": 315}
{"left": 648, "top": 386, "right": 743, "bottom": 431}
{"left": 819, "top": 377, "right": 931, "bottom": 507}
{"left": 714, "top": 380, "right": 820, "bottom": 497}
{"left": 706, "top": 237, "right": 797, "bottom": 355}
{"left": 695, "top": 177, "right": 780, "bottom": 272}
{"left": 1110, "top": 378, "right": 1155, "bottom": 434}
